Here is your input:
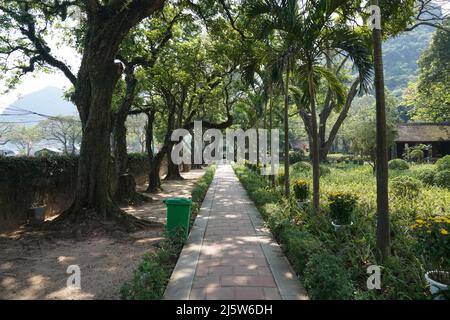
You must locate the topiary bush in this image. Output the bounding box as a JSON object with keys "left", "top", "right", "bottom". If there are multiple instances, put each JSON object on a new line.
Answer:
{"left": 303, "top": 252, "right": 355, "bottom": 300}
{"left": 436, "top": 155, "right": 450, "bottom": 172}
{"left": 434, "top": 170, "right": 450, "bottom": 189}
{"left": 291, "top": 161, "right": 312, "bottom": 173}
{"left": 417, "top": 169, "right": 436, "bottom": 186}
{"left": 289, "top": 150, "right": 305, "bottom": 164}
{"left": 388, "top": 159, "right": 410, "bottom": 170}
{"left": 409, "top": 149, "right": 424, "bottom": 163}
{"left": 390, "top": 176, "right": 421, "bottom": 200}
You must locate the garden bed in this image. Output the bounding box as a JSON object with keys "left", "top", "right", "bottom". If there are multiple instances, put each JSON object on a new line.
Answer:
{"left": 234, "top": 162, "right": 450, "bottom": 300}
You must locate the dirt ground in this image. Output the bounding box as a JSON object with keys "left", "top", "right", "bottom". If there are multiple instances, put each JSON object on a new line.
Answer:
{"left": 0, "top": 168, "right": 206, "bottom": 300}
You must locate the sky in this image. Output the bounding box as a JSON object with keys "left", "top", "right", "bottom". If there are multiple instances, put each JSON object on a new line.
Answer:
{"left": 0, "top": 25, "right": 80, "bottom": 113}
{"left": 1, "top": 1, "right": 449, "bottom": 114}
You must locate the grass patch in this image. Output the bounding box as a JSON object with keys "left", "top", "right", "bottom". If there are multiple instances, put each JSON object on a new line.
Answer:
{"left": 120, "top": 165, "right": 216, "bottom": 300}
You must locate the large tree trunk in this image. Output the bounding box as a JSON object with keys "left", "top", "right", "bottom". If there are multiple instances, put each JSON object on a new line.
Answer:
{"left": 40, "top": 1, "right": 166, "bottom": 234}
{"left": 67, "top": 55, "right": 121, "bottom": 220}
{"left": 55, "top": 23, "right": 138, "bottom": 223}
{"left": 144, "top": 110, "right": 161, "bottom": 193}
{"left": 112, "top": 112, "right": 129, "bottom": 191}
{"left": 372, "top": 0, "right": 391, "bottom": 262}
{"left": 112, "top": 68, "right": 140, "bottom": 203}
{"left": 165, "top": 146, "right": 184, "bottom": 180}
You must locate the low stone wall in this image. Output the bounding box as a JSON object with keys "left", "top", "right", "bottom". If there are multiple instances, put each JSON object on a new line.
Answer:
{"left": 0, "top": 154, "right": 150, "bottom": 232}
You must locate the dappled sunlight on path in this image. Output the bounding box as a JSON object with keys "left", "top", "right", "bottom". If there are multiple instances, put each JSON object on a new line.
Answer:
{"left": 165, "top": 165, "right": 308, "bottom": 300}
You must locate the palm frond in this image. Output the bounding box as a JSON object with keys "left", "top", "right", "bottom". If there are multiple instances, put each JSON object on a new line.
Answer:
{"left": 313, "top": 64, "right": 347, "bottom": 110}
{"left": 326, "top": 27, "right": 374, "bottom": 93}
{"left": 244, "top": 0, "right": 274, "bottom": 18}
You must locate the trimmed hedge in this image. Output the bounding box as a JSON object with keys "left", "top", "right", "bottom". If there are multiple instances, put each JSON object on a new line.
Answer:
{"left": 436, "top": 155, "right": 450, "bottom": 172}
{"left": 388, "top": 159, "right": 410, "bottom": 170}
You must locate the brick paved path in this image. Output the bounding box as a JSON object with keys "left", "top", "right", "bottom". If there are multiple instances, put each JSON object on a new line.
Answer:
{"left": 164, "top": 165, "right": 308, "bottom": 300}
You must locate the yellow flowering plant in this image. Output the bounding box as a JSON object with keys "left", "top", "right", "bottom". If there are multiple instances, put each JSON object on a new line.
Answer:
{"left": 328, "top": 192, "right": 358, "bottom": 225}
{"left": 411, "top": 216, "right": 450, "bottom": 283}
{"left": 292, "top": 179, "right": 310, "bottom": 201}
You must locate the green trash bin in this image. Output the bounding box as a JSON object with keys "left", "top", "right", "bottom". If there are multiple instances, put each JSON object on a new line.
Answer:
{"left": 164, "top": 197, "right": 193, "bottom": 239}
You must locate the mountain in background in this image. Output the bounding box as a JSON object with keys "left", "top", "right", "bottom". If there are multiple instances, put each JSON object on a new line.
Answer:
{"left": 383, "top": 25, "right": 434, "bottom": 97}
{"left": 1, "top": 86, "right": 78, "bottom": 124}
{"left": 382, "top": 2, "right": 446, "bottom": 98}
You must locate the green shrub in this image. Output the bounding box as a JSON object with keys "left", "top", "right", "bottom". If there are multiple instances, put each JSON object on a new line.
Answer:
{"left": 412, "top": 216, "right": 450, "bottom": 271}
{"left": 291, "top": 161, "right": 311, "bottom": 173}
{"left": 320, "top": 165, "right": 331, "bottom": 176}
{"left": 436, "top": 155, "right": 450, "bottom": 172}
{"left": 289, "top": 150, "right": 305, "bottom": 164}
{"left": 280, "top": 226, "right": 322, "bottom": 276}
{"left": 390, "top": 176, "right": 421, "bottom": 200}
{"left": 388, "top": 159, "right": 410, "bottom": 170}
{"left": 328, "top": 192, "right": 357, "bottom": 225}
{"left": 120, "top": 236, "right": 184, "bottom": 300}
{"left": 434, "top": 170, "right": 450, "bottom": 189}
{"left": 252, "top": 187, "right": 283, "bottom": 207}
{"left": 409, "top": 149, "right": 424, "bottom": 163}
{"left": 292, "top": 179, "right": 310, "bottom": 201}
{"left": 304, "top": 252, "right": 355, "bottom": 300}
{"left": 417, "top": 169, "right": 435, "bottom": 186}
{"left": 265, "top": 203, "right": 291, "bottom": 240}
{"left": 354, "top": 256, "right": 428, "bottom": 300}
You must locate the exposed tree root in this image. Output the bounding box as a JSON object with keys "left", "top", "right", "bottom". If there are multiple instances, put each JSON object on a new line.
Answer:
{"left": 41, "top": 205, "right": 162, "bottom": 241}
{"left": 146, "top": 184, "right": 163, "bottom": 193}
{"left": 114, "top": 174, "right": 152, "bottom": 205}
{"left": 117, "top": 191, "right": 153, "bottom": 206}
{"left": 164, "top": 174, "right": 184, "bottom": 181}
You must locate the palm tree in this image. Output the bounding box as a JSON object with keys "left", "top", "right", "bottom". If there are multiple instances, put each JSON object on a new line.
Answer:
{"left": 370, "top": 0, "right": 391, "bottom": 262}
{"left": 245, "top": 0, "right": 302, "bottom": 196}
{"left": 245, "top": 0, "right": 373, "bottom": 210}
{"left": 240, "top": 39, "right": 284, "bottom": 184}
{"left": 241, "top": 89, "right": 266, "bottom": 165}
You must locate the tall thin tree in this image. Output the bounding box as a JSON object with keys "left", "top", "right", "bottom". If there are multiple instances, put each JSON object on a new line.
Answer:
{"left": 370, "top": 0, "right": 391, "bottom": 261}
